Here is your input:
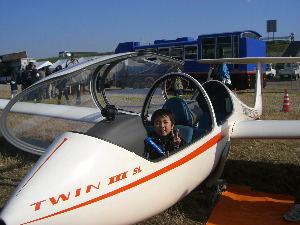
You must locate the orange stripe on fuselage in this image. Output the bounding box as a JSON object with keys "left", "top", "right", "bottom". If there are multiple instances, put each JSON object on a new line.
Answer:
{"left": 22, "top": 126, "right": 230, "bottom": 224}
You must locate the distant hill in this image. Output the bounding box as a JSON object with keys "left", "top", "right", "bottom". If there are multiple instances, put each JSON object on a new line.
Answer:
{"left": 256, "top": 40, "right": 300, "bottom": 58}
{"left": 267, "top": 40, "right": 300, "bottom": 70}
{"left": 266, "top": 40, "right": 290, "bottom": 53}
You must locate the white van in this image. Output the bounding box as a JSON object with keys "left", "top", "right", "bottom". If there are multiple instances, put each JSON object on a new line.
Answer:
{"left": 266, "top": 63, "right": 276, "bottom": 78}
{"left": 279, "top": 62, "right": 300, "bottom": 80}
{"left": 58, "top": 51, "right": 71, "bottom": 57}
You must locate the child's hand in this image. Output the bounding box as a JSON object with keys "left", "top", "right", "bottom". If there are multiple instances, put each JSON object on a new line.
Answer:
{"left": 172, "top": 128, "right": 181, "bottom": 146}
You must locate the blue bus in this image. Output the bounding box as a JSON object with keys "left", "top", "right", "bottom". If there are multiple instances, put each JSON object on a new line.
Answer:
{"left": 115, "top": 30, "right": 266, "bottom": 90}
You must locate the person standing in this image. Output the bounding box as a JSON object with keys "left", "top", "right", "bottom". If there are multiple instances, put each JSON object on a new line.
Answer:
{"left": 55, "top": 67, "right": 69, "bottom": 105}
{"left": 38, "top": 67, "right": 46, "bottom": 80}
{"left": 23, "top": 62, "right": 39, "bottom": 101}
{"left": 51, "top": 65, "right": 62, "bottom": 98}
{"left": 211, "top": 64, "right": 221, "bottom": 80}
{"left": 10, "top": 76, "right": 18, "bottom": 99}
{"left": 38, "top": 67, "right": 47, "bottom": 101}
{"left": 207, "top": 64, "right": 214, "bottom": 81}
{"left": 56, "top": 79, "right": 69, "bottom": 105}
{"left": 26, "top": 62, "right": 39, "bottom": 87}
{"left": 65, "top": 53, "right": 79, "bottom": 68}
{"left": 45, "top": 67, "right": 53, "bottom": 98}
{"left": 174, "top": 76, "right": 183, "bottom": 96}
{"left": 21, "top": 65, "right": 29, "bottom": 90}
{"left": 218, "top": 63, "right": 231, "bottom": 85}
{"left": 17, "top": 68, "right": 25, "bottom": 87}
{"left": 291, "top": 33, "right": 295, "bottom": 42}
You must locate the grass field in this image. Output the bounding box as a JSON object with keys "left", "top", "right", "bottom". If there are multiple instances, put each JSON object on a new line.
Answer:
{"left": 0, "top": 82, "right": 299, "bottom": 224}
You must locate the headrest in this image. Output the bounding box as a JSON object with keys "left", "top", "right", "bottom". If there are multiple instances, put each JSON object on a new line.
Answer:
{"left": 187, "top": 100, "right": 203, "bottom": 125}
{"left": 162, "top": 97, "right": 192, "bottom": 126}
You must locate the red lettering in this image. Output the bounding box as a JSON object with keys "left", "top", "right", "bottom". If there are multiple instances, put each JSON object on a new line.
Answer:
{"left": 30, "top": 200, "right": 46, "bottom": 211}
{"left": 133, "top": 166, "right": 142, "bottom": 175}
{"left": 75, "top": 188, "right": 81, "bottom": 197}
{"left": 108, "top": 171, "right": 128, "bottom": 185}
{"left": 49, "top": 192, "right": 71, "bottom": 205}
{"left": 86, "top": 182, "right": 100, "bottom": 193}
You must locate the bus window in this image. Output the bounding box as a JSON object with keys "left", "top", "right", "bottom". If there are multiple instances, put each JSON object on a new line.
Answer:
{"left": 145, "top": 48, "right": 157, "bottom": 53}
{"left": 217, "top": 36, "right": 232, "bottom": 58}
{"left": 233, "top": 35, "right": 239, "bottom": 58}
{"left": 184, "top": 45, "right": 197, "bottom": 60}
{"left": 158, "top": 48, "right": 170, "bottom": 56}
{"left": 202, "top": 38, "right": 215, "bottom": 59}
{"left": 171, "top": 46, "right": 183, "bottom": 60}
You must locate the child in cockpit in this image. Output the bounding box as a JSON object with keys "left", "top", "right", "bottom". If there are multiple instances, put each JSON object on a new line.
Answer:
{"left": 144, "top": 109, "right": 186, "bottom": 160}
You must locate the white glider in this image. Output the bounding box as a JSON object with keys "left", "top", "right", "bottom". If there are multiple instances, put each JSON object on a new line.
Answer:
{"left": 0, "top": 53, "right": 299, "bottom": 224}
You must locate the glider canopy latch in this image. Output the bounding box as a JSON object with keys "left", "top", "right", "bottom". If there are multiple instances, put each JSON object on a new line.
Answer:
{"left": 101, "top": 105, "right": 116, "bottom": 121}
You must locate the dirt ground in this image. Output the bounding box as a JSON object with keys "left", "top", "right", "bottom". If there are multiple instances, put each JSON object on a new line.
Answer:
{"left": 0, "top": 82, "right": 299, "bottom": 224}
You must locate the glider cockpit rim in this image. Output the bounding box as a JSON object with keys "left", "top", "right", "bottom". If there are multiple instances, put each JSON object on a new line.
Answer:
{"left": 141, "top": 72, "right": 215, "bottom": 131}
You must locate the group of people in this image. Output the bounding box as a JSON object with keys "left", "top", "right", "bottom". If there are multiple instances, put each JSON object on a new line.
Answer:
{"left": 11, "top": 62, "right": 53, "bottom": 101}
{"left": 18, "top": 62, "right": 51, "bottom": 91}
{"left": 11, "top": 62, "right": 37, "bottom": 99}
{"left": 36, "top": 64, "right": 71, "bottom": 104}
{"left": 10, "top": 62, "right": 85, "bottom": 105}
{"left": 10, "top": 63, "right": 62, "bottom": 101}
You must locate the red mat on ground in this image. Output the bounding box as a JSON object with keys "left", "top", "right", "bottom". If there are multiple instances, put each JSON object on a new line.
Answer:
{"left": 207, "top": 187, "right": 296, "bottom": 225}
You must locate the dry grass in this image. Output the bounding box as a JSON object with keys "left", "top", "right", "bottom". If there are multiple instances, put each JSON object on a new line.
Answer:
{"left": 0, "top": 83, "right": 299, "bottom": 224}
{"left": 0, "top": 87, "right": 11, "bottom": 99}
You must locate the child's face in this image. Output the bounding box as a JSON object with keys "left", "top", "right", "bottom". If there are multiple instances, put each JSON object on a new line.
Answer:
{"left": 153, "top": 115, "right": 174, "bottom": 138}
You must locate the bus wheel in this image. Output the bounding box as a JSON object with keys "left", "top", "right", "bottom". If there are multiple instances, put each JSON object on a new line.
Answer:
{"left": 181, "top": 78, "right": 189, "bottom": 90}
{"left": 145, "top": 77, "right": 154, "bottom": 88}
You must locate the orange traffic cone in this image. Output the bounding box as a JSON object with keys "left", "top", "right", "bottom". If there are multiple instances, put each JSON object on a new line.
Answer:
{"left": 282, "top": 89, "right": 290, "bottom": 112}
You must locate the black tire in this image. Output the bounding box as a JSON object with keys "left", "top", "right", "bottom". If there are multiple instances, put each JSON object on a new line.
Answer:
{"left": 206, "top": 192, "right": 215, "bottom": 207}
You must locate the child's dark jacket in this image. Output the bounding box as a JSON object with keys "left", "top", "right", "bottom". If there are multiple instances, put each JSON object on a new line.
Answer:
{"left": 144, "top": 131, "right": 186, "bottom": 160}
{"left": 10, "top": 80, "right": 18, "bottom": 91}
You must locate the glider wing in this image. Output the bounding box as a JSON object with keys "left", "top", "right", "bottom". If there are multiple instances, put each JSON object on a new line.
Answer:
{"left": 231, "top": 120, "right": 300, "bottom": 139}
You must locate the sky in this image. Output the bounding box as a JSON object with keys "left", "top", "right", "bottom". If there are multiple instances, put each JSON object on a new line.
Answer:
{"left": 1, "top": 0, "right": 299, "bottom": 60}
